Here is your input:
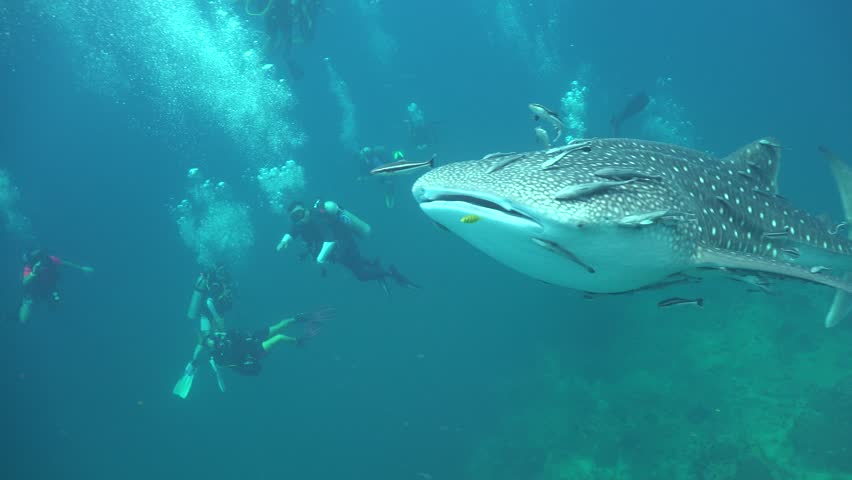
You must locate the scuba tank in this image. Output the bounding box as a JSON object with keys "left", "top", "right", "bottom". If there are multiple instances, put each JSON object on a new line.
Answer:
{"left": 339, "top": 207, "right": 371, "bottom": 237}
{"left": 187, "top": 273, "right": 206, "bottom": 320}
{"left": 187, "top": 291, "right": 203, "bottom": 320}
{"left": 319, "top": 200, "right": 371, "bottom": 237}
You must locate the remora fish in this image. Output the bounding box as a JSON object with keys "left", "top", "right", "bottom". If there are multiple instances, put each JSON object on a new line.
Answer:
{"left": 658, "top": 297, "right": 704, "bottom": 308}
{"left": 529, "top": 103, "right": 564, "bottom": 142}
{"left": 371, "top": 155, "right": 436, "bottom": 176}
{"left": 554, "top": 179, "right": 636, "bottom": 201}
{"left": 412, "top": 138, "right": 852, "bottom": 328}
{"left": 534, "top": 126, "right": 550, "bottom": 148}
{"left": 611, "top": 92, "right": 650, "bottom": 136}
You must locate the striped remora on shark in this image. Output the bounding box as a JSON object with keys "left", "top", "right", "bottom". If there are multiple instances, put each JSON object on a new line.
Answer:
{"left": 412, "top": 138, "right": 852, "bottom": 327}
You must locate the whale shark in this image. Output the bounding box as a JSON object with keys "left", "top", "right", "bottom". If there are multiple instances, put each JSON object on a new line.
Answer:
{"left": 412, "top": 138, "right": 852, "bottom": 327}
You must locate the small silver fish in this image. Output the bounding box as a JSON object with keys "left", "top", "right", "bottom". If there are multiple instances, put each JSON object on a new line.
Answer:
{"left": 541, "top": 142, "right": 593, "bottom": 170}
{"left": 657, "top": 297, "right": 704, "bottom": 308}
{"left": 541, "top": 150, "right": 570, "bottom": 170}
{"left": 593, "top": 167, "right": 662, "bottom": 181}
{"left": 554, "top": 179, "right": 636, "bottom": 201}
{"left": 529, "top": 103, "right": 564, "bottom": 142}
{"left": 829, "top": 221, "right": 848, "bottom": 235}
{"left": 481, "top": 151, "right": 514, "bottom": 160}
{"left": 759, "top": 138, "right": 783, "bottom": 148}
{"left": 545, "top": 144, "right": 572, "bottom": 155}
{"left": 486, "top": 153, "right": 526, "bottom": 174}
{"left": 534, "top": 126, "right": 550, "bottom": 148}
{"left": 370, "top": 155, "right": 435, "bottom": 176}
{"left": 531, "top": 237, "right": 595, "bottom": 273}
{"left": 727, "top": 274, "right": 772, "bottom": 294}
{"left": 761, "top": 226, "right": 791, "bottom": 238}
{"left": 810, "top": 265, "right": 831, "bottom": 274}
{"left": 617, "top": 209, "right": 671, "bottom": 227}
{"left": 658, "top": 211, "right": 697, "bottom": 226}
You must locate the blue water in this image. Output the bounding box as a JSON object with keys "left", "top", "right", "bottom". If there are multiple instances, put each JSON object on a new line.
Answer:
{"left": 2, "top": 1, "right": 852, "bottom": 479}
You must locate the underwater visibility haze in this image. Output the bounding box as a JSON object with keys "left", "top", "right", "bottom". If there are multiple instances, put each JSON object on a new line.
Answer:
{"left": 2, "top": 1, "right": 852, "bottom": 479}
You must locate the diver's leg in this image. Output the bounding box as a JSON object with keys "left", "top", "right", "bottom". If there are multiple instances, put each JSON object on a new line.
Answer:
{"left": 18, "top": 297, "right": 32, "bottom": 324}
{"left": 268, "top": 317, "right": 296, "bottom": 335}
{"left": 261, "top": 333, "right": 297, "bottom": 352}
{"left": 384, "top": 180, "right": 396, "bottom": 209}
{"left": 339, "top": 254, "right": 385, "bottom": 282}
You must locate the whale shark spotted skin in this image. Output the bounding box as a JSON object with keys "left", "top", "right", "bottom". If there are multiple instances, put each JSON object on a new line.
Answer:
{"left": 412, "top": 138, "right": 852, "bottom": 305}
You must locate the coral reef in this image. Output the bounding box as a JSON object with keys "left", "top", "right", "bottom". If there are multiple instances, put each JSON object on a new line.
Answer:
{"left": 468, "top": 282, "right": 852, "bottom": 479}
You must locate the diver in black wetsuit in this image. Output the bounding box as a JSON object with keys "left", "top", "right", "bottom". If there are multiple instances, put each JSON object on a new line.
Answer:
{"left": 245, "top": 0, "right": 324, "bottom": 79}
{"left": 173, "top": 308, "right": 334, "bottom": 398}
{"left": 205, "top": 308, "right": 331, "bottom": 375}
{"left": 275, "top": 199, "right": 419, "bottom": 292}
{"left": 18, "top": 248, "right": 94, "bottom": 324}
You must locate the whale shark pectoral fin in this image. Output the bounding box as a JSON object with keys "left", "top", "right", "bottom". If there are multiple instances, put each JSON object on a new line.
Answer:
{"left": 694, "top": 247, "right": 852, "bottom": 294}
{"left": 821, "top": 146, "right": 852, "bottom": 327}
{"left": 826, "top": 276, "right": 852, "bottom": 328}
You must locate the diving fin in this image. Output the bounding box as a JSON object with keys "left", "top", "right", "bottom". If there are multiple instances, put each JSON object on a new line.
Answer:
{"left": 209, "top": 357, "right": 226, "bottom": 393}
{"left": 173, "top": 362, "right": 197, "bottom": 399}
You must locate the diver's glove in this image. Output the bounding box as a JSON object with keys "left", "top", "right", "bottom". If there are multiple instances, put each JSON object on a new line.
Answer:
{"left": 194, "top": 273, "right": 208, "bottom": 291}
{"left": 276, "top": 234, "right": 293, "bottom": 251}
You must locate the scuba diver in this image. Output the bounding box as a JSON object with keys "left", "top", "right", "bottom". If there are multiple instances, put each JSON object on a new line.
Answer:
{"left": 245, "top": 0, "right": 325, "bottom": 79}
{"left": 276, "top": 199, "right": 419, "bottom": 293}
{"left": 18, "top": 248, "right": 94, "bottom": 325}
{"left": 173, "top": 307, "right": 335, "bottom": 399}
{"left": 186, "top": 264, "right": 235, "bottom": 331}
{"left": 358, "top": 145, "right": 404, "bottom": 208}
{"left": 404, "top": 102, "right": 437, "bottom": 152}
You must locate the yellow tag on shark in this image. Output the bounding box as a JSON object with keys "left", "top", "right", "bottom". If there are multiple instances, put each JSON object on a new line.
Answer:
{"left": 460, "top": 214, "right": 480, "bottom": 224}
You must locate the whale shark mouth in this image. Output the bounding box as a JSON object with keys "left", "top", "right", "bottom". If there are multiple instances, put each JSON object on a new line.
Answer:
{"left": 415, "top": 189, "right": 542, "bottom": 227}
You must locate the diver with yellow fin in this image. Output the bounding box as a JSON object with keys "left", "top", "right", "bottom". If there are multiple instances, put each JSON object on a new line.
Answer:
{"left": 276, "top": 199, "right": 419, "bottom": 292}
{"left": 173, "top": 307, "right": 335, "bottom": 399}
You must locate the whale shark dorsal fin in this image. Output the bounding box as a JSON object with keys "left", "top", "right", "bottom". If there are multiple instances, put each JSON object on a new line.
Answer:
{"left": 820, "top": 146, "right": 852, "bottom": 327}
{"left": 723, "top": 138, "right": 783, "bottom": 193}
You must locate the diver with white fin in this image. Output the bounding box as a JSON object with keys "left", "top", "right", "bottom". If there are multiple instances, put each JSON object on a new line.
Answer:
{"left": 173, "top": 315, "right": 224, "bottom": 399}
{"left": 173, "top": 307, "right": 335, "bottom": 399}
{"left": 276, "top": 199, "right": 420, "bottom": 292}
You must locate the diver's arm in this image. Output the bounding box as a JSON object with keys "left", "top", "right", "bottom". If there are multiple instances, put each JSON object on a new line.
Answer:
{"left": 316, "top": 241, "right": 336, "bottom": 264}
{"left": 276, "top": 233, "right": 294, "bottom": 251}
{"left": 22, "top": 267, "right": 38, "bottom": 287}
{"left": 61, "top": 260, "right": 94, "bottom": 273}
